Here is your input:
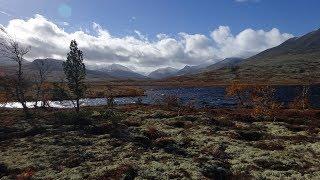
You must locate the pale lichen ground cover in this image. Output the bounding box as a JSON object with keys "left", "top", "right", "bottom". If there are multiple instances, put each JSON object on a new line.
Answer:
{"left": 0, "top": 108, "right": 320, "bottom": 179}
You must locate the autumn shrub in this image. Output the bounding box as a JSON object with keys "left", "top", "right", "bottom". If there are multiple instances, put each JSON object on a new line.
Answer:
{"left": 154, "top": 137, "right": 176, "bottom": 148}
{"left": 122, "top": 117, "right": 141, "bottom": 127}
{"left": 289, "top": 97, "right": 309, "bottom": 110}
{"left": 250, "top": 85, "right": 281, "bottom": 120}
{"left": 225, "top": 81, "right": 251, "bottom": 108}
{"left": 289, "top": 85, "right": 310, "bottom": 110}
{"left": 16, "top": 167, "right": 35, "bottom": 180}
{"left": 100, "top": 164, "right": 138, "bottom": 180}
{"left": 143, "top": 126, "right": 166, "bottom": 139}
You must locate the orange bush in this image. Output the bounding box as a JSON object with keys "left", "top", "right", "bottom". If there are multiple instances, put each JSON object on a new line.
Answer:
{"left": 226, "top": 81, "right": 251, "bottom": 108}
{"left": 250, "top": 85, "right": 281, "bottom": 119}
{"left": 289, "top": 97, "right": 309, "bottom": 110}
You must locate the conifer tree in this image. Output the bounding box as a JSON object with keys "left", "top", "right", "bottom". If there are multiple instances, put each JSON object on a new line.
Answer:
{"left": 63, "top": 40, "right": 86, "bottom": 112}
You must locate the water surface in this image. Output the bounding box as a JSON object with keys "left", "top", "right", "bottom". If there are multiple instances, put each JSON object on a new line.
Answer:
{"left": 1, "top": 86, "right": 318, "bottom": 109}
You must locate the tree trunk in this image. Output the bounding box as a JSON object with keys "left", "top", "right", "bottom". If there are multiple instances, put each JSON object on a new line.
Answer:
{"left": 22, "top": 102, "right": 31, "bottom": 117}
{"left": 41, "top": 89, "right": 47, "bottom": 108}
{"left": 16, "top": 61, "right": 30, "bottom": 118}
{"left": 76, "top": 98, "right": 80, "bottom": 112}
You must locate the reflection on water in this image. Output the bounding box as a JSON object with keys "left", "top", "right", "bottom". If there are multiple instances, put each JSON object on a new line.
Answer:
{"left": 1, "top": 85, "right": 319, "bottom": 109}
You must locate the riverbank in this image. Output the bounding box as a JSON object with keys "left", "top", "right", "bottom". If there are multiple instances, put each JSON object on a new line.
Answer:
{"left": 1, "top": 105, "right": 320, "bottom": 179}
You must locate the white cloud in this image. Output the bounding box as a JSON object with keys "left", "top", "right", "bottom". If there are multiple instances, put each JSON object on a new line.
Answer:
{"left": 0, "top": 14, "right": 293, "bottom": 73}
{"left": 210, "top": 26, "right": 293, "bottom": 58}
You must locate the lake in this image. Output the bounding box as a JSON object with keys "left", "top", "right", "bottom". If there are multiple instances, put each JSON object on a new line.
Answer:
{"left": 1, "top": 85, "right": 319, "bottom": 109}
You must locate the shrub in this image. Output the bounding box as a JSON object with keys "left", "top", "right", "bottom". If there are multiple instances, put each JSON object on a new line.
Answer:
{"left": 143, "top": 126, "right": 166, "bottom": 139}
{"left": 253, "top": 141, "right": 285, "bottom": 151}
{"left": 0, "top": 91, "right": 7, "bottom": 107}
{"left": 182, "top": 100, "right": 197, "bottom": 112}
{"left": 225, "top": 82, "right": 251, "bottom": 108}
{"left": 161, "top": 95, "right": 181, "bottom": 108}
{"left": 236, "top": 130, "right": 265, "bottom": 141}
{"left": 289, "top": 86, "right": 310, "bottom": 110}
{"left": 154, "top": 137, "right": 176, "bottom": 148}
{"left": 99, "top": 164, "right": 138, "bottom": 180}
{"left": 54, "top": 111, "right": 92, "bottom": 125}
{"left": 250, "top": 85, "right": 281, "bottom": 120}
{"left": 100, "top": 110, "right": 126, "bottom": 125}
{"left": 52, "top": 83, "right": 70, "bottom": 102}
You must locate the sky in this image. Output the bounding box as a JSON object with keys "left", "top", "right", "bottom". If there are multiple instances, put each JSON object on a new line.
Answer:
{"left": 0, "top": 0, "right": 319, "bottom": 73}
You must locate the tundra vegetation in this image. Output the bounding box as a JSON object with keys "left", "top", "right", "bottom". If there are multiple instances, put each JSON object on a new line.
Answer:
{"left": 0, "top": 39, "right": 318, "bottom": 179}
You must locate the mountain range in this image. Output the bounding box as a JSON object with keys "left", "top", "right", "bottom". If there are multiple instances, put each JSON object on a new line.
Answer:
{"left": 1, "top": 28, "right": 319, "bottom": 84}
{"left": 147, "top": 67, "right": 179, "bottom": 79}
{"left": 0, "top": 58, "right": 115, "bottom": 82}
{"left": 147, "top": 58, "right": 244, "bottom": 79}
{"left": 93, "top": 64, "right": 148, "bottom": 80}
{"left": 170, "top": 28, "right": 320, "bottom": 84}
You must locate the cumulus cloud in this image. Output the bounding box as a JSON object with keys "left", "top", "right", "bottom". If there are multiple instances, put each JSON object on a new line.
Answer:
{"left": 210, "top": 26, "right": 293, "bottom": 58}
{"left": 0, "top": 14, "right": 293, "bottom": 73}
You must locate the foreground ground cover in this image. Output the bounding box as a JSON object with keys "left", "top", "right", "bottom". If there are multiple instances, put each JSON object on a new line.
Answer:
{"left": 0, "top": 106, "right": 320, "bottom": 179}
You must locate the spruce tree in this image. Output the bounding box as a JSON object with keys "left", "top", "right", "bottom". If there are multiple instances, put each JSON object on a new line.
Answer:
{"left": 63, "top": 40, "right": 86, "bottom": 112}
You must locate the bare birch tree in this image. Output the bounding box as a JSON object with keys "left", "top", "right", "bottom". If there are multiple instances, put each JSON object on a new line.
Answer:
{"left": 0, "top": 28, "right": 31, "bottom": 117}
{"left": 33, "top": 59, "right": 52, "bottom": 108}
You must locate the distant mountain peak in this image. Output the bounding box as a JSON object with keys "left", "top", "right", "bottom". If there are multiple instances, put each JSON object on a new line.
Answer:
{"left": 148, "top": 67, "right": 179, "bottom": 79}
{"left": 92, "top": 63, "right": 147, "bottom": 80}
{"left": 104, "top": 64, "right": 133, "bottom": 72}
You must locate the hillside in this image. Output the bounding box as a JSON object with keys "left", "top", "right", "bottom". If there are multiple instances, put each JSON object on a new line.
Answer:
{"left": 1, "top": 58, "right": 116, "bottom": 82}
{"left": 169, "top": 29, "right": 320, "bottom": 85}
{"left": 175, "top": 62, "right": 212, "bottom": 76}
{"left": 94, "top": 64, "right": 148, "bottom": 80}
{"left": 204, "top": 58, "right": 244, "bottom": 71}
{"left": 148, "top": 67, "right": 179, "bottom": 79}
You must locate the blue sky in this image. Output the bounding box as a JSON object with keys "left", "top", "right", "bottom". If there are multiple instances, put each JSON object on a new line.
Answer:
{"left": 0, "top": 0, "right": 319, "bottom": 73}
{"left": 1, "top": 0, "right": 319, "bottom": 37}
